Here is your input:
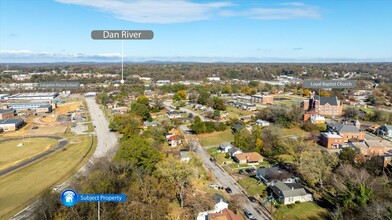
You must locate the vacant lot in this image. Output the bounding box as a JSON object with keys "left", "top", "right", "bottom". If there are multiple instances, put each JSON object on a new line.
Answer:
{"left": 198, "top": 129, "right": 234, "bottom": 147}
{"left": 0, "top": 135, "right": 95, "bottom": 219}
{"left": 0, "top": 138, "right": 58, "bottom": 171}
{"left": 238, "top": 177, "right": 267, "bottom": 197}
{"left": 273, "top": 202, "right": 328, "bottom": 220}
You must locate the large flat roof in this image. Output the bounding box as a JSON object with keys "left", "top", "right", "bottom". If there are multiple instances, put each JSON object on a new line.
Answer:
{"left": 8, "top": 92, "right": 58, "bottom": 98}
{"left": 0, "top": 118, "right": 24, "bottom": 125}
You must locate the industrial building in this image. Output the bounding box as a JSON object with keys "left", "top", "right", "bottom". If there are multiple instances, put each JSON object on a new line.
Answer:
{"left": 9, "top": 103, "right": 53, "bottom": 113}
{"left": 6, "top": 92, "right": 59, "bottom": 100}
{"left": 0, "top": 109, "right": 15, "bottom": 119}
{"left": 0, "top": 118, "right": 25, "bottom": 131}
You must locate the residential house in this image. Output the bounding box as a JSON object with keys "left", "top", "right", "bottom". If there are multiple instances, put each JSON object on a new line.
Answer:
{"left": 167, "top": 110, "right": 182, "bottom": 119}
{"left": 167, "top": 135, "right": 182, "bottom": 147}
{"left": 233, "top": 152, "right": 263, "bottom": 164}
{"left": 377, "top": 125, "right": 392, "bottom": 139}
{"left": 268, "top": 181, "right": 313, "bottom": 205}
{"left": 256, "top": 167, "right": 295, "bottom": 185}
{"left": 255, "top": 119, "right": 270, "bottom": 127}
{"left": 309, "top": 115, "right": 325, "bottom": 124}
{"left": 208, "top": 208, "right": 242, "bottom": 220}
{"left": 251, "top": 94, "right": 273, "bottom": 105}
{"left": 228, "top": 147, "right": 243, "bottom": 157}
{"left": 218, "top": 142, "right": 234, "bottom": 153}
{"left": 143, "top": 121, "right": 158, "bottom": 128}
{"left": 231, "top": 123, "right": 244, "bottom": 133}
{"left": 197, "top": 200, "right": 229, "bottom": 220}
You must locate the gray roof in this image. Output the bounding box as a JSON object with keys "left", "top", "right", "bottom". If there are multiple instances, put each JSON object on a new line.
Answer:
{"left": 256, "top": 167, "right": 292, "bottom": 182}
{"left": 328, "top": 122, "right": 360, "bottom": 133}
{"left": 0, "top": 109, "right": 14, "bottom": 114}
{"left": 270, "top": 181, "right": 309, "bottom": 197}
{"left": 232, "top": 123, "right": 244, "bottom": 131}
{"left": 219, "top": 142, "right": 233, "bottom": 148}
{"left": 0, "top": 118, "right": 24, "bottom": 125}
{"left": 315, "top": 95, "right": 338, "bottom": 105}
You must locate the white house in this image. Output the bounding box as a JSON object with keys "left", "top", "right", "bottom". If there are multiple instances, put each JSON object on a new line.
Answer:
{"left": 256, "top": 119, "right": 270, "bottom": 127}
{"left": 197, "top": 200, "right": 228, "bottom": 220}
{"left": 269, "top": 181, "right": 313, "bottom": 205}
{"left": 228, "top": 147, "right": 243, "bottom": 157}
{"left": 218, "top": 142, "right": 233, "bottom": 153}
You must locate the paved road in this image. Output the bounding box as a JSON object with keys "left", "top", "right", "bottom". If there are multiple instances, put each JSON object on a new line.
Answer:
{"left": 0, "top": 136, "right": 68, "bottom": 177}
{"left": 11, "top": 97, "right": 119, "bottom": 220}
{"left": 163, "top": 100, "right": 207, "bottom": 121}
{"left": 182, "top": 125, "right": 273, "bottom": 220}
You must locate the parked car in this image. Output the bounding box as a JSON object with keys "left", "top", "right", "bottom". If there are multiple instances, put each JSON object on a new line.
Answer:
{"left": 243, "top": 209, "right": 256, "bottom": 220}
{"left": 239, "top": 169, "right": 244, "bottom": 175}
{"left": 225, "top": 187, "right": 232, "bottom": 193}
{"left": 208, "top": 184, "right": 220, "bottom": 190}
{"left": 32, "top": 126, "right": 39, "bottom": 129}
{"left": 248, "top": 196, "right": 257, "bottom": 203}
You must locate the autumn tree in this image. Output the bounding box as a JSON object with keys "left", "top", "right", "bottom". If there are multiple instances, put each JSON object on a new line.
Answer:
{"left": 155, "top": 156, "right": 193, "bottom": 208}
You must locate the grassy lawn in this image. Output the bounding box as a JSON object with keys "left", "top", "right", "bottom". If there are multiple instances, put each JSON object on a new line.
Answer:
{"left": 279, "top": 127, "right": 309, "bottom": 138}
{"left": 85, "top": 123, "right": 94, "bottom": 132}
{"left": 0, "top": 138, "right": 58, "bottom": 170}
{"left": 273, "top": 202, "right": 328, "bottom": 220}
{"left": 238, "top": 177, "right": 266, "bottom": 197}
{"left": 198, "top": 129, "right": 234, "bottom": 147}
{"left": 0, "top": 135, "right": 95, "bottom": 219}
{"left": 275, "top": 154, "right": 295, "bottom": 164}
{"left": 226, "top": 106, "right": 254, "bottom": 117}
{"left": 228, "top": 161, "right": 271, "bottom": 169}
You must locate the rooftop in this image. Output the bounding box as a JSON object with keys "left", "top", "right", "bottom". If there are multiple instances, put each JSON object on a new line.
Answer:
{"left": 0, "top": 118, "right": 24, "bottom": 125}
{"left": 322, "top": 132, "right": 343, "bottom": 138}
{"left": 314, "top": 95, "right": 339, "bottom": 106}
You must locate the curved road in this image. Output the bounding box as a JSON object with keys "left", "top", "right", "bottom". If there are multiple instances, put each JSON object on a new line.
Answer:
{"left": 0, "top": 136, "right": 68, "bottom": 177}
{"left": 11, "top": 97, "right": 119, "bottom": 220}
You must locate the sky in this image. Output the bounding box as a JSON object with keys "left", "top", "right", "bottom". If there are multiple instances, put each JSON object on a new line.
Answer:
{"left": 0, "top": 0, "right": 391, "bottom": 63}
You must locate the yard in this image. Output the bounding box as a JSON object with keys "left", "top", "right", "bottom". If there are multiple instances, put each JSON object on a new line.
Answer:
{"left": 197, "top": 128, "right": 234, "bottom": 147}
{"left": 0, "top": 135, "right": 95, "bottom": 219}
{"left": 279, "top": 127, "right": 310, "bottom": 138}
{"left": 226, "top": 106, "right": 255, "bottom": 117}
{"left": 238, "top": 177, "right": 267, "bottom": 197}
{"left": 0, "top": 138, "right": 58, "bottom": 171}
{"left": 273, "top": 202, "right": 328, "bottom": 220}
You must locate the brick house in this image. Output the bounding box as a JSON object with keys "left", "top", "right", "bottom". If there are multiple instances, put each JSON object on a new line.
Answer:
{"left": 233, "top": 152, "right": 263, "bottom": 164}
{"left": 320, "top": 121, "right": 365, "bottom": 149}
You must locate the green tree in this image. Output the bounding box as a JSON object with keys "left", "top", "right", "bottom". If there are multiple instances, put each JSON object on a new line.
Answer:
{"left": 115, "top": 136, "right": 162, "bottom": 173}
{"left": 173, "top": 90, "right": 187, "bottom": 101}
{"left": 213, "top": 97, "right": 226, "bottom": 110}
{"left": 155, "top": 156, "right": 193, "bottom": 208}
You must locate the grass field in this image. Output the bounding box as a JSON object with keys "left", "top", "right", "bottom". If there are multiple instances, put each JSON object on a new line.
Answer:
{"left": 226, "top": 106, "right": 254, "bottom": 117}
{"left": 0, "top": 138, "right": 58, "bottom": 171}
{"left": 238, "top": 177, "right": 266, "bottom": 197}
{"left": 279, "top": 127, "right": 309, "bottom": 138}
{"left": 273, "top": 202, "right": 328, "bottom": 220}
{"left": 0, "top": 135, "right": 95, "bottom": 219}
{"left": 198, "top": 129, "right": 234, "bottom": 147}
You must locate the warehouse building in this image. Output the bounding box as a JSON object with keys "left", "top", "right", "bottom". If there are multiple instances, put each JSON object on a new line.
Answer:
{"left": 0, "top": 118, "right": 25, "bottom": 131}
{"left": 9, "top": 103, "right": 53, "bottom": 113}
{"left": 0, "top": 109, "right": 15, "bottom": 119}
{"left": 6, "top": 92, "right": 59, "bottom": 100}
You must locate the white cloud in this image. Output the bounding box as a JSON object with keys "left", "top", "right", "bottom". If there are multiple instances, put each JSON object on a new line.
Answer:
{"left": 0, "top": 50, "right": 123, "bottom": 61}
{"left": 220, "top": 2, "right": 321, "bottom": 20}
{"left": 55, "top": 0, "right": 233, "bottom": 24}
